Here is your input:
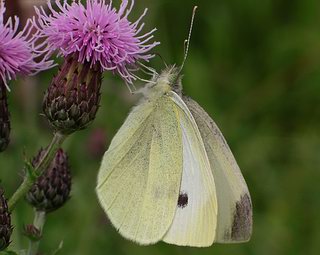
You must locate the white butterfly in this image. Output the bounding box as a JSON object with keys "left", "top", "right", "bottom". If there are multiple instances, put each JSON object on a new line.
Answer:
{"left": 96, "top": 66, "right": 252, "bottom": 247}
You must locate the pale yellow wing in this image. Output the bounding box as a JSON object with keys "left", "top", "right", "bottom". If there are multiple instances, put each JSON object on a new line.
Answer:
{"left": 96, "top": 96, "right": 183, "bottom": 245}
{"left": 162, "top": 92, "right": 217, "bottom": 247}
{"left": 183, "top": 96, "right": 252, "bottom": 243}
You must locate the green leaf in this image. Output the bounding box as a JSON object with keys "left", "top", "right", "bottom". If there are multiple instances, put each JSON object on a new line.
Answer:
{"left": 51, "top": 241, "right": 64, "bottom": 255}
{"left": 23, "top": 159, "right": 38, "bottom": 181}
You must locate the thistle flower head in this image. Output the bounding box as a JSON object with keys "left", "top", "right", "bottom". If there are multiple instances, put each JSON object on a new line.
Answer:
{"left": 33, "top": 0, "right": 160, "bottom": 83}
{"left": 0, "top": 0, "right": 53, "bottom": 90}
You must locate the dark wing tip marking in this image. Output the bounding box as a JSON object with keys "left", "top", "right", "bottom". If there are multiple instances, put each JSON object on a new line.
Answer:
{"left": 231, "top": 194, "right": 253, "bottom": 241}
{"left": 178, "top": 192, "right": 188, "bottom": 208}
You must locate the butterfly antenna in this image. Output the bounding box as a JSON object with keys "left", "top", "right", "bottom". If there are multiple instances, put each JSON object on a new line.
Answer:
{"left": 180, "top": 6, "right": 198, "bottom": 73}
{"left": 183, "top": 39, "right": 188, "bottom": 57}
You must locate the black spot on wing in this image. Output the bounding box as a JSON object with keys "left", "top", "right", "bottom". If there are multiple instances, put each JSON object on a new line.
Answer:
{"left": 178, "top": 192, "right": 188, "bottom": 208}
{"left": 231, "top": 194, "right": 252, "bottom": 241}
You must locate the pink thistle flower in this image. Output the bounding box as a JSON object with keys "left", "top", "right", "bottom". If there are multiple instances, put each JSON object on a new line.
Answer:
{"left": 33, "top": 0, "right": 160, "bottom": 83}
{"left": 0, "top": 0, "right": 53, "bottom": 90}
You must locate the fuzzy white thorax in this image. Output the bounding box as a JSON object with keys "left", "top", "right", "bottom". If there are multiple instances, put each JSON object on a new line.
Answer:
{"left": 138, "top": 66, "right": 181, "bottom": 100}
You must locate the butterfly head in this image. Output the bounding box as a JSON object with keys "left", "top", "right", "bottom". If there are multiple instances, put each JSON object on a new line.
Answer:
{"left": 156, "top": 65, "right": 181, "bottom": 86}
{"left": 157, "top": 65, "right": 184, "bottom": 96}
{"left": 141, "top": 65, "right": 183, "bottom": 99}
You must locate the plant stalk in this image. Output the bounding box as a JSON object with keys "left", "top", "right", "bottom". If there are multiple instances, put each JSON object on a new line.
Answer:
{"left": 27, "top": 210, "right": 46, "bottom": 255}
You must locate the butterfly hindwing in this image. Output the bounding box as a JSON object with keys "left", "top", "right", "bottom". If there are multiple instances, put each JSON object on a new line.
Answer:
{"left": 162, "top": 92, "right": 218, "bottom": 247}
{"left": 96, "top": 96, "right": 183, "bottom": 245}
{"left": 183, "top": 96, "right": 252, "bottom": 243}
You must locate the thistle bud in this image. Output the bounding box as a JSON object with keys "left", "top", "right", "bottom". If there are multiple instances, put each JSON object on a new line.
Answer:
{"left": 26, "top": 148, "right": 72, "bottom": 213}
{"left": 43, "top": 55, "right": 102, "bottom": 134}
{"left": 23, "top": 224, "right": 42, "bottom": 241}
{"left": 0, "top": 81, "right": 10, "bottom": 152}
{"left": 0, "top": 188, "right": 12, "bottom": 251}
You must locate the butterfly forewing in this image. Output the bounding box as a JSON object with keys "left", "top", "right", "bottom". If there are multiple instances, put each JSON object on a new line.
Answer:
{"left": 96, "top": 96, "right": 183, "bottom": 245}
{"left": 183, "top": 96, "right": 252, "bottom": 243}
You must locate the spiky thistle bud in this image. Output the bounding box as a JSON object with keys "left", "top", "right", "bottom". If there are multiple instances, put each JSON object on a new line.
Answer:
{"left": 26, "top": 148, "right": 72, "bottom": 213}
{"left": 43, "top": 55, "right": 102, "bottom": 134}
{"left": 23, "top": 224, "right": 42, "bottom": 241}
{"left": 0, "top": 81, "right": 10, "bottom": 152}
{"left": 0, "top": 188, "right": 12, "bottom": 251}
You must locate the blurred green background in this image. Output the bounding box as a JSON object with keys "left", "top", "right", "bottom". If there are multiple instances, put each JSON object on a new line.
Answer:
{"left": 1, "top": 0, "right": 320, "bottom": 254}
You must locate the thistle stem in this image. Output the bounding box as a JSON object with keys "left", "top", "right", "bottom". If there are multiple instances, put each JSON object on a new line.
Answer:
{"left": 27, "top": 210, "right": 46, "bottom": 255}
{"left": 8, "top": 132, "right": 67, "bottom": 211}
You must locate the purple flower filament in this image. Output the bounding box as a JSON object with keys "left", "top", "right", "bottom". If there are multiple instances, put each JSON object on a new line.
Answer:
{"left": 32, "top": 0, "right": 160, "bottom": 83}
